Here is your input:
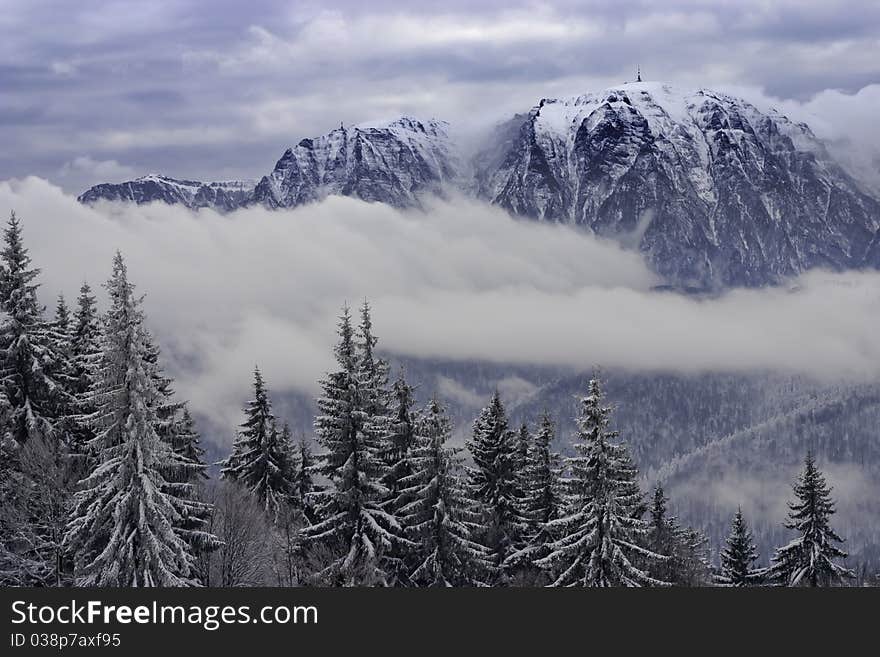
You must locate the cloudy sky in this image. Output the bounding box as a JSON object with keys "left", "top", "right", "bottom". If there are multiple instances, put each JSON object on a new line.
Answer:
{"left": 2, "top": 0, "right": 879, "bottom": 192}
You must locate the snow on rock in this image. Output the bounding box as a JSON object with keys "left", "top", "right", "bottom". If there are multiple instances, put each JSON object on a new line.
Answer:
{"left": 475, "top": 82, "right": 880, "bottom": 288}
{"left": 250, "top": 116, "right": 460, "bottom": 210}
{"left": 78, "top": 175, "right": 254, "bottom": 212}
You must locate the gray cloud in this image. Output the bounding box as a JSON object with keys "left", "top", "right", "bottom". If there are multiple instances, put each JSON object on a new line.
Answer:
{"left": 2, "top": 178, "right": 880, "bottom": 432}
{"left": 1, "top": 1, "right": 879, "bottom": 191}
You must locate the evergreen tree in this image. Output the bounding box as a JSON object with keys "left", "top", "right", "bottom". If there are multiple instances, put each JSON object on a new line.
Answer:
{"left": 537, "top": 379, "right": 665, "bottom": 587}
{"left": 672, "top": 525, "right": 712, "bottom": 586}
{"left": 0, "top": 212, "right": 68, "bottom": 445}
{"left": 514, "top": 422, "right": 530, "bottom": 500}
{"left": 64, "top": 253, "right": 202, "bottom": 586}
{"left": 164, "top": 405, "right": 219, "bottom": 584}
{"left": 220, "top": 368, "right": 297, "bottom": 522}
{"left": 717, "top": 507, "right": 761, "bottom": 586}
{"left": 172, "top": 408, "right": 208, "bottom": 477}
{"left": 356, "top": 302, "right": 393, "bottom": 487}
{"left": 356, "top": 301, "right": 390, "bottom": 421}
{"left": 524, "top": 413, "right": 562, "bottom": 530}
{"left": 380, "top": 371, "right": 419, "bottom": 584}
{"left": 504, "top": 412, "right": 562, "bottom": 582}
{"left": 399, "top": 398, "right": 487, "bottom": 586}
{"left": 143, "top": 331, "right": 185, "bottom": 449}
{"left": 294, "top": 436, "right": 319, "bottom": 523}
{"left": 68, "top": 283, "right": 102, "bottom": 454}
{"left": 645, "top": 484, "right": 711, "bottom": 586}
{"left": 279, "top": 422, "right": 299, "bottom": 477}
{"left": 50, "top": 293, "right": 77, "bottom": 417}
{"left": 0, "top": 213, "right": 73, "bottom": 584}
{"left": 52, "top": 294, "right": 72, "bottom": 339}
{"left": 137, "top": 333, "right": 218, "bottom": 564}
{"left": 382, "top": 371, "right": 418, "bottom": 512}
{"left": 466, "top": 391, "right": 526, "bottom": 577}
{"left": 768, "top": 454, "right": 854, "bottom": 587}
{"left": 70, "top": 283, "right": 101, "bottom": 393}
{"left": 644, "top": 485, "right": 679, "bottom": 583}
{"left": 304, "top": 306, "right": 401, "bottom": 585}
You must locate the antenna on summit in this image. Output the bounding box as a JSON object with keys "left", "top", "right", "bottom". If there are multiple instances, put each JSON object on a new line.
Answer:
{"left": 637, "top": 65, "right": 642, "bottom": 83}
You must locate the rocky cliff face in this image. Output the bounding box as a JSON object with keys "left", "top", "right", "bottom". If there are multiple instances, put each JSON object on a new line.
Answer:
{"left": 474, "top": 83, "right": 880, "bottom": 288}
{"left": 251, "top": 117, "right": 459, "bottom": 209}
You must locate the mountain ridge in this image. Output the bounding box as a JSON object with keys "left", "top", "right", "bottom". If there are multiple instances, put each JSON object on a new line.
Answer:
{"left": 78, "top": 83, "right": 880, "bottom": 288}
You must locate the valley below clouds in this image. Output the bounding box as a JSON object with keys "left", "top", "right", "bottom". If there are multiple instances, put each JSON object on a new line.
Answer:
{"left": 3, "top": 175, "right": 880, "bottom": 431}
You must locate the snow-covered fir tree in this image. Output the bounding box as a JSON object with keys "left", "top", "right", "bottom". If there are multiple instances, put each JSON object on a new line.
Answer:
{"left": 504, "top": 412, "right": 562, "bottom": 582}
{"left": 382, "top": 371, "right": 418, "bottom": 512}
{"left": 68, "top": 282, "right": 102, "bottom": 454}
{"left": 0, "top": 212, "right": 69, "bottom": 446}
{"left": 673, "top": 525, "right": 712, "bottom": 586}
{"left": 220, "top": 368, "right": 297, "bottom": 522}
{"left": 70, "top": 283, "right": 101, "bottom": 393}
{"left": 399, "top": 398, "right": 487, "bottom": 586}
{"left": 304, "top": 305, "right": 403, "bottom": 586}
{"left": 356, "top": 301, "right": 393, "bottom": 480}
{"left": 512, "top": 423, "right": 532, "bottom": 540}
{"left": 50, "top": 293, "right": 77, "bottom": 411}
{"left": 26, "top": 292, "right": 80, "bottom": 584}
{"left": 466, "top": 391, "right": 527, "bottom": 578}
{"left": 172, "top": 407, "right": 208, "bottom": 477}
{"left": 646, "top": 485, "right": 674, "bottom": 565}
{"left": 164, "top": 405, "right": 219, "bottom": 584}
{"left": 537, "top": 379, "right": 665, "bottom": 587}
{"left": 380, "top": 370, "right": 420, "bottom": 583}
{"left": 0, "top": 213, "right": 74, "bottom": 585}
{"left": 644, "top": 484, "right": 711, "bottom": 585}
{"left": 64, "top": 253, "right": 203, "bottom": 586}
{"left": 279, "top": 422, "right": 298, "bottom": 475}
{"left": 524, "top": 413, "right": 562, "bottom": 531}
{"left": 294, "top": 436, "right": 319, "bottom": 523}
{"left": 717, "top": 507, "right": 761, "bottom": 586}
{"left": 52, "top": 294, "right": 72, "bottom": 341}
{"left": 143, "top": 331, "right": 186, "bottom": 448}
{"left": 514, "top": 422, "right": 530, "bottom": 499}
{"left": 137, "top": 332, "right": 219, "bottom": 569}
{"left": 767, "top": 454, "right": 854, "bottom": 587}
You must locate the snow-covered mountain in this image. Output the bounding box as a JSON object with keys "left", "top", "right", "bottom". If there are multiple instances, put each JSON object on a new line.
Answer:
{"left": 251, "top": 117, "right": 459, "bottom": 209}
{"left": 475, "top": 82, "right": 880, "bottom": 288}
{"left": 78, "top": 117, "right": 458, "bottom": 212}
{"left": 77, "top": 175, "right": 254, "bottom": 212}
{"left": 79, "top": 84, "right": 880, "bottom": 288}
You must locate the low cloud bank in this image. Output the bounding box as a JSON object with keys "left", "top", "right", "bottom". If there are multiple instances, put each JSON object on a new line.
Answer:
{"left": 1, "top": 176, "right": 879, "bottom": 430}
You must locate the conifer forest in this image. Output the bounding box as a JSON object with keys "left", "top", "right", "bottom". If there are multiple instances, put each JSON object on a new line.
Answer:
{"left": 0, "top": 212, "right": 873, "bottom": 588}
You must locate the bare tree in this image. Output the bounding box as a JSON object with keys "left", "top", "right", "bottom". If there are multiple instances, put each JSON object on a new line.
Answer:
{"left": 270, "top": 506, "right": 307, "bottom": 586}
{"left": 203, "top": 481, "right": 271, "bottom": 586}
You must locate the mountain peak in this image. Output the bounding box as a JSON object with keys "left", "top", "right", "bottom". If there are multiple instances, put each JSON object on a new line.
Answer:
{"left": 79, "top": 89, "right": 880, "bottom": 289}
{"left": 252, "top": 114, "right": 458, "bottom": 210}
{"left": 477, "top": 83, "right": 880, "bottom": 288}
